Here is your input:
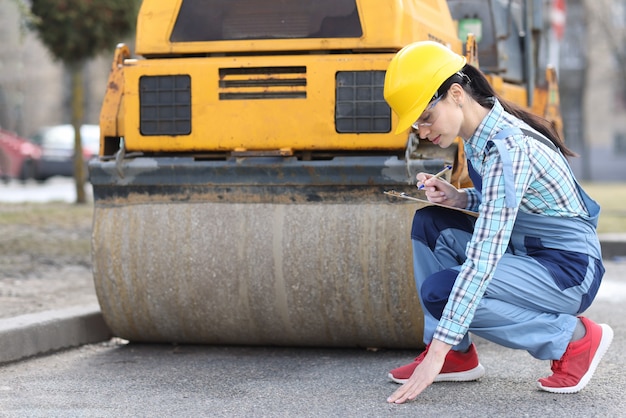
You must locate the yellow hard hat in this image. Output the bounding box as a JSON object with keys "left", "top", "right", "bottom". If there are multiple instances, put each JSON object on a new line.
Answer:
{"left": 384, "top": 41, "right": 466, "bottom": 134}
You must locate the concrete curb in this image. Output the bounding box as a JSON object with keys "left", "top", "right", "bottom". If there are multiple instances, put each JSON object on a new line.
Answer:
{"left": 0, "top": 304, "right": 112, "bottom": 365}
{"left": 599, "top": 234, "right": 626, "bottom": 260}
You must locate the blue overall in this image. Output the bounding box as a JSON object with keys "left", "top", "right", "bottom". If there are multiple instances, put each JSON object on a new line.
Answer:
{"left": 412, "top": 128, "right": 604, "bottom": 360}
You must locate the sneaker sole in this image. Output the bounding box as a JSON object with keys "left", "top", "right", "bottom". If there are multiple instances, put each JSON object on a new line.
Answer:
{"left": 388, "top": 363, "right": 485, "bottom": 384}
{"left": 537, "top": 323, "right": 614, "bottom": 394}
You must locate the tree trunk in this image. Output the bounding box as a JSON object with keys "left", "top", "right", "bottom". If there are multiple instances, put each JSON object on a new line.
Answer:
{"left": 70, "top": 63, "right": 86, "bottom": 204}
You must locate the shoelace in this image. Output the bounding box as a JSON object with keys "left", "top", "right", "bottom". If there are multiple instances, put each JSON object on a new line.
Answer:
{"left": 413, "top": 347, "right": 429, "bottom": 362}
{"left": 551, "top": 355, "right": 569, "bottom": 373}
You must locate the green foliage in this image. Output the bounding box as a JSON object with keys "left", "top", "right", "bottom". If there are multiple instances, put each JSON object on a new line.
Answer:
{"left": 30, "top": 0, "right": 140, "bottom": 64}
{"left": 9, "top": 0, "right": 41, "bottom": 37}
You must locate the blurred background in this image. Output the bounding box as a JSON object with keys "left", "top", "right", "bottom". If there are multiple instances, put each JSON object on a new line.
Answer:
{"left": 0, "top": 0, "right": 624, "bottom": 184}
{"left": 0, "top": 0, "right": 138, "bottom": 201}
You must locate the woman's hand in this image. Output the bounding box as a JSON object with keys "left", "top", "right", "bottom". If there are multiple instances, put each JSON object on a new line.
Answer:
{"left": 386, "top": 340, "right": 452, "bottom": 404}
{"left": 416, "top": 172, "right": 467, "bottom": 209}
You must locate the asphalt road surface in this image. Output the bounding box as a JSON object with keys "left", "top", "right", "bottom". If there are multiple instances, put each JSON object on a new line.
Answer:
{"left": 0, "top": 262, "right": 624, "bottom": 417}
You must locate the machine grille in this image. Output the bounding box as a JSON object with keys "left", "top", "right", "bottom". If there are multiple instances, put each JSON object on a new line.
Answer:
{"left": 335, "top": 71, "right": 390, "bottom": 133}
{"left": 218, "top": 67, "right": 306, "bottom": 100}
{"left": 139, "top": 75, "right": 192, "bottom": 136}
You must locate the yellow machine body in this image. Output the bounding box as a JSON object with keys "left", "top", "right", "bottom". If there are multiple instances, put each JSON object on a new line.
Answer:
{"left": 92, "top": 0, "right": 562, "bottom": 348}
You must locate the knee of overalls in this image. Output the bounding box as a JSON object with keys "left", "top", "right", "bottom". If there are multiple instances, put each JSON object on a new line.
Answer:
{"left": 421, "top": 269, "right": 458, "bottom": 319}
{"left": 411, "top": 206, "right": 476, "bottom": 249}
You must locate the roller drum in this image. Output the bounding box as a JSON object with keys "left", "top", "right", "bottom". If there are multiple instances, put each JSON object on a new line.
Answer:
{"left": 88, "top": 154, "right": 447, "bottom": 348}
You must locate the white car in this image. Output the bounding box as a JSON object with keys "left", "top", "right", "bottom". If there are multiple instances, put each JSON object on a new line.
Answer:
{"left": 31, "top": 124, "right": 100, "bottom": 182}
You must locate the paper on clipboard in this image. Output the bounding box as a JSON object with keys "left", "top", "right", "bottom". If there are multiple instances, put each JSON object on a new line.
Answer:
{"left": 384, "top": 190, "right": 479, "bottom": 217}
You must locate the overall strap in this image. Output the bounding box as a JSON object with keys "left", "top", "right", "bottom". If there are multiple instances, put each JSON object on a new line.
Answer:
{"left": 473, "top": 126, "right": 600, "bottom": 232}
{"left": 468, "top": 127, "right": 561, "bottom": 209}
{"left": 490, "top": 127, "right": 519, "bottom": 208}
{"left": 520, "top": 128, "right": 559, "bottom": 153}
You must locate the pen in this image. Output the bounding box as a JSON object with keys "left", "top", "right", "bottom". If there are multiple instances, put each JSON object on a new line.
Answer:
{"left": 417, "top": 164, "right": 452, "bottom": 190}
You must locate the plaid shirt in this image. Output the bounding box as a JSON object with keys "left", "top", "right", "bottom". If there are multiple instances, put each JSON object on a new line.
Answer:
{"left": 433, "top": 99, "right": 589, "bottom": 346}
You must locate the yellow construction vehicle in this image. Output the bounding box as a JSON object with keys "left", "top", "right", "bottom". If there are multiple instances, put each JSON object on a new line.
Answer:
{"left": 91, "top": 0, "right": 562, "bottom": 348}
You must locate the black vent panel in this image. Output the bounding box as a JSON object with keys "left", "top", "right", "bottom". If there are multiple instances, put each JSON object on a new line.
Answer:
{"left": 219, "top": 67, "right": 306, "bottom": 100}
{"left": 140, "top": 75, "right": 192, "bottom": 136}
{"left": 335, "top": 71, "right": 390, "bottom": 133}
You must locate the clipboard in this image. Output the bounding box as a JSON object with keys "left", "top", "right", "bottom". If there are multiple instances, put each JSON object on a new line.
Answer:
{"left": 384, "top": 190, "right": 479, "bottom": 217}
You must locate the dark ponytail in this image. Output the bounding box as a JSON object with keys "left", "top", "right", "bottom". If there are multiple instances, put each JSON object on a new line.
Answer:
{"left": 451, "top": 64, "right": 577, "bottom": 158}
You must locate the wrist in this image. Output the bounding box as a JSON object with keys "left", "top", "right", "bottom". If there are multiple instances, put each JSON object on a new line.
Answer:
{"left": 457, "top": 189, "right": 469, "bottom": 209}
{"left": 429, "top": 339, "right": 452, "bottom": 359}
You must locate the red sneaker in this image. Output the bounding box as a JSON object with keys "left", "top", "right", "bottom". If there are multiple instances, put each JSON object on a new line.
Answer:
{"left": 538, "top": 317, "right": 613, "bottom": 394}
{"left": 388, "top": 343, "right": 485, "bottom": 384}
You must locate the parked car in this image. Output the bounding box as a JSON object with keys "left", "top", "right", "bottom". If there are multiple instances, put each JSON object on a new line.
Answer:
{"left": 0, "top": 127, "right": 42, "bottom": 183}
{"left": 31, "top": 124, "right": 100, "bottom": 182}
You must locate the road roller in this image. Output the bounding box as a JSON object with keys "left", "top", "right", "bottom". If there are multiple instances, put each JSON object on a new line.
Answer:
{"left": 90, "top": 0, "right": 562, "bottom": 348}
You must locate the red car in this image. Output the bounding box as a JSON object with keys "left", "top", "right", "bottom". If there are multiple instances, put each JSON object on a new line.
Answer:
{"left": 0, "top": 128, "right": 42, "bottom": 183}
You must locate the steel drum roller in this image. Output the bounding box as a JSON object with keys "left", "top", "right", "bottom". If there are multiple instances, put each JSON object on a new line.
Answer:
{"left": 92, "top": 200, "right": 424, "bottom": 348}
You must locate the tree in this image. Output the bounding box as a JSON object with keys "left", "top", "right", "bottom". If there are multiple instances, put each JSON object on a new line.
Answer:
{"left": 28, "top": 0, "right": 139, "bottom": 203}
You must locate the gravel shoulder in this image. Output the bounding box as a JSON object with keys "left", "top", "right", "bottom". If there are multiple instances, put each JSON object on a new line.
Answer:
{"left": 0, "top": 202, "right": 98, "bottom": 319}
